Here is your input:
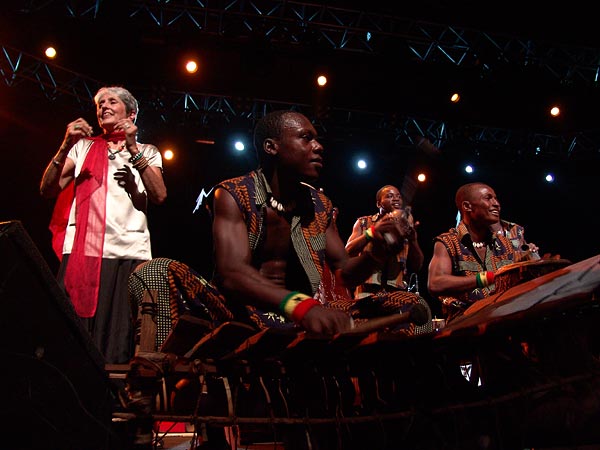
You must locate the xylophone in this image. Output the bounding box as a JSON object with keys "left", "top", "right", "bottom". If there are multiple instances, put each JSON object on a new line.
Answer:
{"left": 114, "top": 254, "right": 600, "bottom": 450}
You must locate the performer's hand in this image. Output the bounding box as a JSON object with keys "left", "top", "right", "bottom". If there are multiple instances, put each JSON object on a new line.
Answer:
{"left": 300, "top": 306, "right": 354, "bottom": 335}
{"left": 387, "top": 209, "right": 415, "bottom": 239}
{"left": 116, "top": 118, "right": 138, "bottom": 141}
{"left": 371, "top": 217, "right": 407, "bottom": 253}
{"left": 114, "top": 165, "right": 136, "bottom": 191}
{"left": 62, "top": 118, "right": 93, "bottom": 149}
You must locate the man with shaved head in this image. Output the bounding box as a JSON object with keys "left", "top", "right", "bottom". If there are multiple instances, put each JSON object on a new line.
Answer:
{"left": 427, "top": 182, "right": 516, "bottom": 322}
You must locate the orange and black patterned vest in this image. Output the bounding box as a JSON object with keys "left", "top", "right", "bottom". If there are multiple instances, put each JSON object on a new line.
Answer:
{"left": 216, "top": 169, "right": 333, "bottom": 296}
{"left": 214, "top": 169, "right": 334, "bottom": 329}
{"left": 434, "top": 221, "right": 515, "bottom": 307}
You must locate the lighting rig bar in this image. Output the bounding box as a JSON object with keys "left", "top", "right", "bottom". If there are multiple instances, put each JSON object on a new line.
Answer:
{"left": 1, "top": 42, "right": 585, "bottom": 158}
{"left": 29, "top": 0, "right": 600, "bottom": 86}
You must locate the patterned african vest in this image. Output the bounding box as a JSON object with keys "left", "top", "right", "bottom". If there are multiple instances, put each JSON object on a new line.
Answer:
{"left": 215, "top": 169, "right": 333, "bottom": 328}
{"left": 434, "top": 220, "right": 515, "bottom": 307}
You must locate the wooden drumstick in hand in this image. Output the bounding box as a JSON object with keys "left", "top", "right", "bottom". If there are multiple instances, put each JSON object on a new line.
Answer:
{"left": 343, "top": 303, "right": 429, "bottom": 335}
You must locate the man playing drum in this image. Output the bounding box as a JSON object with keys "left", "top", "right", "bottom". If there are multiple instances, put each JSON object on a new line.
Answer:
{"left": 427, "top": 182, "right": 515, "bottom": 323}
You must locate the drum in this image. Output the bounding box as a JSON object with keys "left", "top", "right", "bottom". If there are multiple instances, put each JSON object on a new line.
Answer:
{"left": 493, "top": 258, "right": 571, "bottom": 295}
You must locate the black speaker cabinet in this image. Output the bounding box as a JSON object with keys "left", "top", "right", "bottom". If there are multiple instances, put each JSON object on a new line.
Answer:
{"left": 0, "top": 220, "right": 124, "bottom": 450}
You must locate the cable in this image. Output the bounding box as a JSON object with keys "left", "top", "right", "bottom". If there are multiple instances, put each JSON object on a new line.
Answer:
{"left": 407, "top": 272, "right": 419, "bottom": 294}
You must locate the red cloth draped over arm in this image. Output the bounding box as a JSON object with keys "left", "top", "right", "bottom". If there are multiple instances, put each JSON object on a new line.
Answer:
{"left": 49, "top": 135, "right": 119, "bottom": 317}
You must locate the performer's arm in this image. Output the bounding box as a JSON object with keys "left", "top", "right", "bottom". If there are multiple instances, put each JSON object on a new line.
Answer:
{"left": 427, "top": 241, "right": 480, "bottom": 296}
{"left": 345, "top": 219, "right": 368, "bottom": 256}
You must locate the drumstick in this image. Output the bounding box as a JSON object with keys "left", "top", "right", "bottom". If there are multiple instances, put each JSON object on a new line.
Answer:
{"left": 344, "top": 303, "right": 429, "bottom": 335}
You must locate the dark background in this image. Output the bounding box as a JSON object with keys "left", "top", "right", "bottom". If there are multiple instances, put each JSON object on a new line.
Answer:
{"left": 1, "top": 0, "right": 599, "bottom": 314}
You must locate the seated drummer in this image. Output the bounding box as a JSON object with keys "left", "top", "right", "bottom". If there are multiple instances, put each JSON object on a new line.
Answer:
{"left": 345, "top": 184, "right": 424, "bottom": 298}
{"left": 427, "top": 182, "right": 516, "bottom": 323}
{"left": 211, "top": 110, "right": 425, "bottom": 335}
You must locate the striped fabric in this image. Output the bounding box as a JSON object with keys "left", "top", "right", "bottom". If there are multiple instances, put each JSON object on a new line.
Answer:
{"left": 434, "top": 220, "right": 515, "bottom": 320}
{"left": 217, "top": 169, "right": 332, "bottom": 295}
{"left": 354, "top": 213, "right": 411, "bottom": 297}
{"left": 215, "top": 169, "right": 333, "bottom": 329}
{"left": 129, "top": 257, "right": 233, "bottom": 350}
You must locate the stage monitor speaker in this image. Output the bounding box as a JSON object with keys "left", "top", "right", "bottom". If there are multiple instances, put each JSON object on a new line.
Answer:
{"left": 0, "top": 220, "right": 124, "bottom": 450}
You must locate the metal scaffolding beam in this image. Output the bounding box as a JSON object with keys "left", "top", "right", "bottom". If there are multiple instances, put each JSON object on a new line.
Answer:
{"left": 22, "top": 0, "right": 598, "bottom": 85}
{"left": 3, "top": 0, "right": 600, "bottom": 160}
{"left": 10, "top": 0, "right": 600, "bottom": 84}
{"left": 2, "top": 42, "right": 592, "bottom": 159}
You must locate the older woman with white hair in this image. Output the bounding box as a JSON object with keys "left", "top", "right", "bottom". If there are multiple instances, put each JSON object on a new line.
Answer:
{"left": 40, "top": 85, "right": 167, "bottom": 364}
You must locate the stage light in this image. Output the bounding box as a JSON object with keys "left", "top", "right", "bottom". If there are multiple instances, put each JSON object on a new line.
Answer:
{"left": 357, "top": 159, "right": 367, "bottom": 170}
{"left": 163, "top": 149, "right": 174, "bottom": 161}
{"left": 234, "top": 140, "right": 245, "bottom": 151}
{"left": 45, "top": 47, "right": 57, "bottom": 59}
{"left": 550, "top": 106, "right": 560, "bottom": 117}
{"left": 545, "top": 173, "right": 555, "bottom": 183}
{"left": 317, "top": 75, "right": 327, "bottom": 87}
{"left": 464, "top": 164, "right": 474, "bottom": 174}
{"left": 185, "top": 60, "right": 198, "bottom": 74}
{"left": 417, "top": 173, "right": 426, "bottom": 182}
{"left": 450, "top": 92, "right": 461, "bottom": 103}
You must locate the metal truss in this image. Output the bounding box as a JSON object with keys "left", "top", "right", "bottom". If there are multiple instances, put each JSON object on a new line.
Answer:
{"left": 20, "top": 0, "right": 600, "bottom": 86}
{"left": 0, "top": 45, "right": 102, "bottom": 109}
{"left": 2, "top": 42, "right": 591, "bottom": 159}
{"left": 0, "top": 0, "right": 600, "bottom": 161}
{"left": 6, "top": 1, "right": 599, "bottom": 159}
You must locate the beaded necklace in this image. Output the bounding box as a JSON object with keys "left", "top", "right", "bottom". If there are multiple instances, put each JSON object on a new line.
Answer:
{"left": 107, "top": 142, "right": 125, "bottom": 160}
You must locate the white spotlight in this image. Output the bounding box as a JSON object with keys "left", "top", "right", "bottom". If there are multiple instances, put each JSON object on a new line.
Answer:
{"left": 234, "top": 141, "right": 245, "bottom": 151}
{"left": 357, "top": 159, "right": 367, "bottom": 170}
